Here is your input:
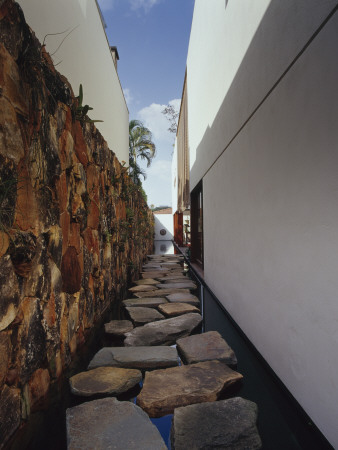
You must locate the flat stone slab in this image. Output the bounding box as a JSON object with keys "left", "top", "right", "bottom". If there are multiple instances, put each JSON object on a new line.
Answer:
{"left": 88, "top": 346, "right": 179, "bottom": 371}
{"left": 176, "top": 331, "right": 237, "bottom": 366}
{"left": 141, "top": 271, "right": 172, "bottom": 279}
{"left": 123, "top": 298, "right": 168, "bottom": 308}
{"left": 171, "top": 397, "right": 262, "bottom": 450}
{"left": 134, "top": 278, "right": 158, "bottom": 285}
{"left": 126, "top": 306, "right": 165, "bottom": 326}
{"left": 124, "top": 313, "right": 202, "bottom": 347}
{"left": 69, "top": 366, "right": 142, "bottom": 397}
{"left": 156, "top": 282, "right": 196, "bottom": 290}
{"left": 104, "top": 320, "right": 134, "bottom": 336}
{"left": 66, "top": 398, "right": 166, "bottom": 450}
{"left": 128, "top": 285, "right": 158, "bottom": 293}
{"left": 137, "top": 360, "right": 243, "bottom": 417}
{"left": 158, "top": 302, "right": 200, "bottom": 317}
{"left": 156, "top": 276, "right": 188, "bottom": 282}
{"left": 135, "top": 288, "right": 190, "bottom": 298}
{"left": 166, "top": 293, "right": 200, "bottom": 306}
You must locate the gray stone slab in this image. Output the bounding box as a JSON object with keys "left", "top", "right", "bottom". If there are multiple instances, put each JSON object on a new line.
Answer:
{"left": 156, "top": 282, "right": 196, "bottom": 290}
{"left": 141, "top": 271, "right": 172, "bottom": 279}
{"left": 126, "top": 306, "right": 165, "bottom": 326}
{"left": 176, "top": 331, "right": 237, "bottom": 366}
{"left": 66, "top": 398, "right": 167, "bottom": 450}
{"left": 134, "top": 278, "right": 159, "bottom": 285}
{"left": 156, "top": 276, "right": 188, "bottom": 282}
{"left": 158, "top": 303, "right": 200, "bottom": 317}
{"left": 69, "top": 367, "right": 142, "bottom": 397}
{"left": 104, "top": 320, "right": 134, "bottom": 336}
{"left": 124, "top": 313, "right": 202, "bottom": 347}
{"left": 128, "top": 285, "right": 158, "bottom": 293}
{"left": 166, "top": 293, "right": 200, "bottom": 306}
{"left": 123, "top": 298, "right": 168, "bottom": 308}
{"left": 171, "top": 397, "right": 262, "bottom": 450}
{"left": 88, "top": 346, "right": 179, "bottom": 371}
{"left": 135, "top": 288, "right": 190, "bottom": 298}
{"left": 137, "top": 360, "right": 243, "bottom": 418}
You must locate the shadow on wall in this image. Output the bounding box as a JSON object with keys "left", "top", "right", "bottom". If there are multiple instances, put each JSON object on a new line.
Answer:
{"left": 154, "top": 214, "right": 174, "bottom": 241}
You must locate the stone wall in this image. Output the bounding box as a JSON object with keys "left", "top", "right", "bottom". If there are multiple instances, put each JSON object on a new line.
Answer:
{"left": 0, "top": 1, "right": 153, "bottom": 446}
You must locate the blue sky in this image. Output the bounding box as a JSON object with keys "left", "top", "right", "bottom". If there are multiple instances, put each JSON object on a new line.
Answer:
{"left": 97, "top": 0, "right": 195, "bottom": 207}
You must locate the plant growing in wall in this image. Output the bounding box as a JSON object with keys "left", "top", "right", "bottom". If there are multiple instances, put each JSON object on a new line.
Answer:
{"left": 73, "top": 84, "right": 103, "bottom": 124}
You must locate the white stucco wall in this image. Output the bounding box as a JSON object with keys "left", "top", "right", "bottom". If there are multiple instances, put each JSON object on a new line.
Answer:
{"left": 154, "top": 214, "right": 173, "bottom": 241}
{"left": 171, "top": 141, "right": 178, "bottom": 213}
{"left": 18, "top": 0, "right": 129, "bottom": 163}
{"left": 187, "top": 0, "right": 338, "bottom": 447}
{"left": 187, "top": 0, "right": 338, "bottom": 190}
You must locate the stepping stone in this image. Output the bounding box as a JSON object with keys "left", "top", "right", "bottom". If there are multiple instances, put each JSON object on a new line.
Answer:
{"left": 136, "top": 360, "right": 243, "bottom": 417}
{"left": 104, "top": 320, "right": 134, "bottom": 337}
{"left": 88, "top": 346, "right": 179, "bottom": 371}
{"left": 66, "top": 398, "right": 166, "bottom": 450}
{"left": 171, "top": 397, "right": 262, "bottom": 450}
{"left": 69, "top": 366, "right": 142, "bottom": 397}
{"left": 166, "top": 293, "right": 200, "bottom": 306}
{"left": 176, "top": 331, "right": 237, "bottom": 366}
{"left": 156, "top": 282, "right": 196, "bottom": 290}
{"left": 134, "top": 278, "right": 158, "bottom": 286}
{"left": 126, "top": 306, "right": 165, "bottom": 326}
{"left": 124, "top": 313, "right": 202, "bottom": 347}
{"left": 156, "top": 276, "right": 188, "bottom": 282}
{"left": 123, "top": 298, "right": 168, "bottom": 308}
{"left": 141, "top": 271, "right": 172, "bottom": 279}
{"left": 128, "top": 285, "right": 158, "bottom": 293}
{"left": 135, "top": 288, "right": 190, "bottom": 298}
{"left": 158, "top": 302, "right": 200, "bottom": 317}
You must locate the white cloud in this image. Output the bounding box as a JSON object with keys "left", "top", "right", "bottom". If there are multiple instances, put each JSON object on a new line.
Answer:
{"left": 129, "top": 0, "right": 162, "bottom": 13}
{"left": 123, "top": 88, "right": 133, "bottom": 107}
{"left": 137, "top": 98, "right": 181, "bottom": 146}
{"left": 142, "top": 159, "right": 172, "bottom": 206}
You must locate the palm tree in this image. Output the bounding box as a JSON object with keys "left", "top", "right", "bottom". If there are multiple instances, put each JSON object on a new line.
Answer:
{"left": 129, "top": 120, "right": 156, "bottom": 184}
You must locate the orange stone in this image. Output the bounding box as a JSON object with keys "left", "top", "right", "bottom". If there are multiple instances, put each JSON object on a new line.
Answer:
{"left": 61, "top": 246, "right": 82, "bottom": 294}
{"left": 69, "top": 222, "right": 81, "bottom": 254}
{"left": 73, "top": 121, "right": 89, "bottom": 167}
{"left": 28, "top": 368, "right": 50, "bottom": 412}
{"left": 60, "top": 211, "right": 70, "bottom": 255}
{"left": 55, "top": 171, "right": 68, "bottom": 213}
{"left": 15, "top": 163, "right": 38, "bottom": 232}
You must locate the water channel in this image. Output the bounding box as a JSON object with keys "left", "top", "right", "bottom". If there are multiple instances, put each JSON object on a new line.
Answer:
{"left": 8, "top": 240, "right": 332, "bottom": 449}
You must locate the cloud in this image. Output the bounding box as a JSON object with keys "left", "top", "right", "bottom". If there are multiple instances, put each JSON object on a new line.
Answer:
{"left": 123, "top": 88, "right": 133, "bottom": 107}
{"left": 142, "top": 159, "right": 172, "bottom": 206}
{"left": 129, "top": 0, "right": 162, "bottom": 13}
{"left": 137, "top": 99, "right": 181, "bottom": 146}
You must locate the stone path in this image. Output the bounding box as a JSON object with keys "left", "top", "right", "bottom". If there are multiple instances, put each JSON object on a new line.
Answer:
{"left": 66, "top": 253, "right": 262, "bottom": 449}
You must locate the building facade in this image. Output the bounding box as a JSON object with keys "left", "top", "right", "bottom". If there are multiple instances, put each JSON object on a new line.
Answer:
{"left": 17, "top": 0, "right": 129, "bottom": 163}
{"left": 177, "top": 0, "right": 338, "bottom": 447}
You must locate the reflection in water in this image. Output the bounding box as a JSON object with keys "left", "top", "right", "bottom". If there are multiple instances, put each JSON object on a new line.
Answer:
{"left": 154, "top": 240, "right": 174, "bottom": 255}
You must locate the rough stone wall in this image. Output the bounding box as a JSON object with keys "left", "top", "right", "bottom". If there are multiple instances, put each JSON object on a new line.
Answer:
{"left": 0, "top": 1, "right": 154, "bottom": 445}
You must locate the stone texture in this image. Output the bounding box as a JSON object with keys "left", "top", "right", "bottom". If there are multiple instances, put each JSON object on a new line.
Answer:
{"left": 88, "top": 346, "right": 179, "bottom": 371}
{"left": 0, "top": 333, "right": 11, "bottom": 387}
{"left": 141, "top": 271, "right": 172, "bottom": 279}
{"left": 177, "top": 331, "right": 237, "bottom": 366}
{"left": 28, "top": 368, "right": 50, "bottom": 412}
{"left": 137, "top": 360, "right": 243, "bottom": 418}
{"left": 135, "top": 288, "right": 190, "bottom": 298}
{"left": 123, "top": 297, "right": 168, "bottom": 308}
{"left": 66, "top": 397, "right": 166, "bottom": 450}
{"left": 128, "top": 284, "right": 158, "bottom": 293}
{"left": 61, "top": 246, "right": 82, "bottom": 294}
{"left": 0, "top": 385, "right": 21, "bottom": 447}
{"left": 104, "top": 320, "right": 134, "bottom": 336}
{"left": 134, "top": 278, "right": 158, "bottom": 285}
{"left": 156, "top": 282, "right": 196, "bottom": 290}
{"left": 158, "top": 302, "right": 200, "bottom": 317}
{"left": 126, "top": 306, "right": 165, "bottom": 326}
{"left": 124, "top": 313, "right": 202, "bottom": 347}
{"left": 157, "top": 276, "right": 188, "bottom": 282}
{"left": 171, "top": 397, "right": 262, "bottom": 450}
{"left": 0, "top": 255, "right": 20, "bottom": 331}
{"left": 69, "top": 366, "right": 142, "bottom": 397}
{"left": 166, "top": 293, "right": 200, "bottom": 306}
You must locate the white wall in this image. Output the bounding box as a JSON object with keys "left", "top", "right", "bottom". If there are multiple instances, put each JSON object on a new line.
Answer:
{"left": 154, "top": 214, "right": 173, "bottom": 241}
{"left": 171, "top": 141, "right": 178, "bottom": 213}
{"left": 187, "top": 0, "right": 338, "bottom": 190}
{"left": 18, "top": 0, "right": 129, "bottom": 163}
{"left": 187, "top": 0, "right": 338, "bottom": 447}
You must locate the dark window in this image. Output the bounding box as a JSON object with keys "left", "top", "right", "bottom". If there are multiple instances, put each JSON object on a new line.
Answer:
{"left": 190, "top": 181, "right": 203, "bottom": 268}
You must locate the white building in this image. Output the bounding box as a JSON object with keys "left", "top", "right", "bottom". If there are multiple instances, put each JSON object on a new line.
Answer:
{"left": 176, "top": 0, "right": 338, "bottom": 447}
{"left": 18, "top": 0, "right": 129, "bottom": 163}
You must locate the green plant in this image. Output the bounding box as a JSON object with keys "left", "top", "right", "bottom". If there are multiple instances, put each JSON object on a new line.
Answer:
{"left": 74, "top": 84, "right": 103, "bottom": 124}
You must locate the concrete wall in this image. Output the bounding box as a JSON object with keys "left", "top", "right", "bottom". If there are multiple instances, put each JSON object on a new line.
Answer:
{"left": 171, "top": 142, "right": 178, "bottom": 213}
{"left": 18, "top": 0, "right": 129, "bottom": 163}
{"left": 154, "top": 214, "right": 174, "bottom": 241}
{"left": 186, "top": 0, "right": 338, "bottom": 447}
